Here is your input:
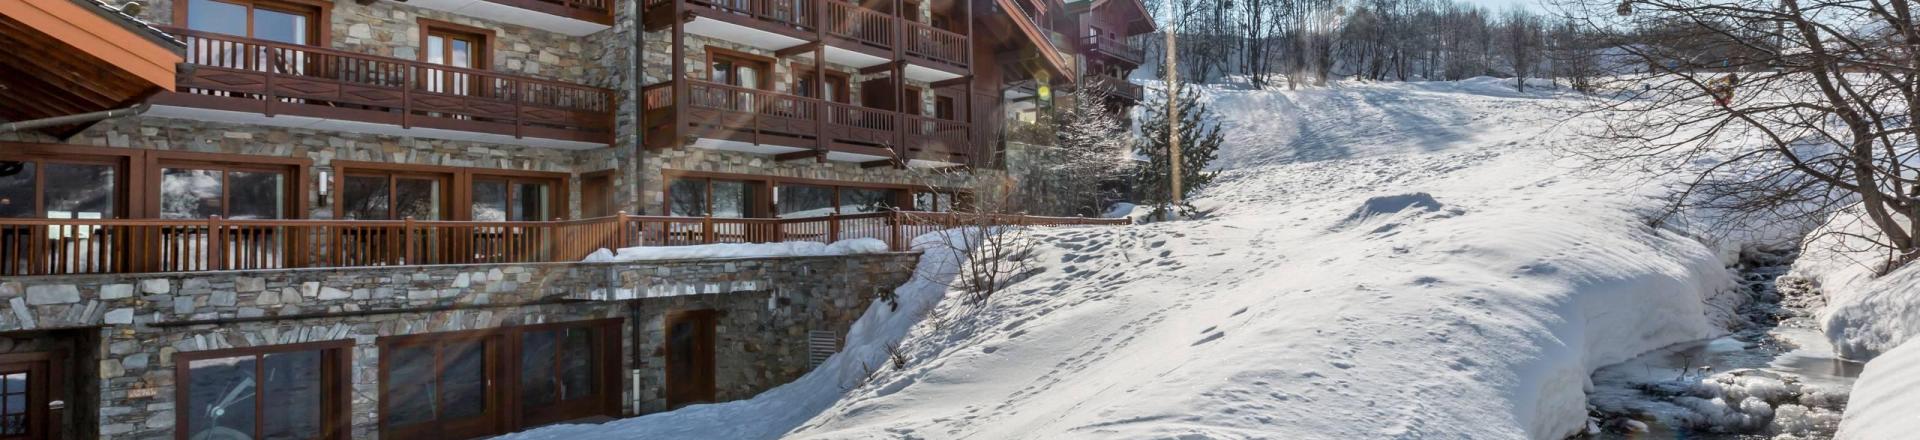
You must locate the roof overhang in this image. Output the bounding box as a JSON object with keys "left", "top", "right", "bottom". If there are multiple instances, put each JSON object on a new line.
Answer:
{"left": 0, "top": 0, "right": 184, "bottom": 137}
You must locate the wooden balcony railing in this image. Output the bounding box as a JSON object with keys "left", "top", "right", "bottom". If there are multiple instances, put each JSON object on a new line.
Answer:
{"left": 510, "top": 0, "right": 616, "bottom": 24}
{"left": 827, "top": 0, "right": 894, "bottom": 50}
{"left": 904, "top": 21, "right": 970, "bottom": 68}
{"left": 1085, "top": 35, "right": 1146, "bottom": 65}
{"left": 660, "top": 79, "right": 970, "bottom": 158}
{"left": 160, "top": 27, "right": 616, "bottom": 145}
{"left": 663, "top": 0, "right": 819, "bottom": 31}
{"left": 1086, "top": 74, "right": 1143, "bottom": 101}
{"left": 0, "top": 212, "right": 1125, "bottom": 276}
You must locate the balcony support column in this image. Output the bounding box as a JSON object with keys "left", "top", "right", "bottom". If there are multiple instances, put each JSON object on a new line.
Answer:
{"left": 814, "top": 25, "right": 829, "bottom": 161}
{"left": 672, "top": 0, "right": 688, "bottom": 149}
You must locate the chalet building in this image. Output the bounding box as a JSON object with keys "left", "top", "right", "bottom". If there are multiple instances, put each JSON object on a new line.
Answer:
{"left": 0, "top": 0, "right": 1141, "bottom": 438}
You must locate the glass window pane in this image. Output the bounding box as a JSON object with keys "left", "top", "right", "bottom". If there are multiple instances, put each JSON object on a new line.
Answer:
{"left": 43, "top": 163, "right": 115, "bottom": 220}
{"left": 710, "top": 180, "right": 747, "bottom": 218}
{"left": 839, "top": 188, "right": 898, "bottom": 214}
{"left": 510, "top": 182, "right": 549, "bottom": 221}
{"left": 186, "top": 355, "right": 259, "bottom": 440}
{"left": 161, "top": 168, "right": 224, "bottom": 219}
{"left": 0, "top": 161, "right": 33, "bottom": 218}
{"left": 342, "top": 175, "right": 391, "bottom": 220}
{"left": 439, "top": 342, "right": 488, "bottom": 420}
{"left": 668, "top": 179, "right": 708, "bottom": 217}
{"left": 394, "top": 178, "right": 441, "bottom": 220}
{"left": 427, "top": 36, "right": 445, "bottom": 65}
{"left": 451, "top": 40, "right": 472, "bottom": 68}
{"left": 261, "top": 350, "right": 323, "bottom": 439}
{"left": 520, "top": 330, "right": 558, "bottom": 408}
{"left": 252, "top": 8, "right": 309, "bottom": 45}
{"left": 385, "top": 346, "right": 435, "bottom": 427}
{"left": 472, "top": 181, "right": 507, "bottom": 221}
{"left": 559, "top": 327, "right": 595, "bottom": 401}
{"left": 186, "top": 0, "right": 248, "bottom": 36}
{"left": 777, "top": 184, "right": 834, "bottom": 218}
{"left": 228, "top": 171, "right": 284, "bottom": 220}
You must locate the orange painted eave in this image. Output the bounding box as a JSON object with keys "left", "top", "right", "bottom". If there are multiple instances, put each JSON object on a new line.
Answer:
{"left": 0, "top": 0, "right": 183, "bottom": 92}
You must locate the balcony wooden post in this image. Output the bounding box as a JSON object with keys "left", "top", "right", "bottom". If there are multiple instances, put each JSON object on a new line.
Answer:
{"left": 514, "top": 80, "right": 526, "bottom": 140}
{"left": 403, "top": 216, "right": 416, "bottom": 265}
{"left": 829, "top": 212, "right": 841, "bottom": 242}
{"left": 402, "top": 66, "right": 413, "bottom": 129}
{"left": 615, "top": 211, "right": 630, "bottom": 248}
{"left": 672, "top": 0, "right": 688, "bottom": 146}
{"left": 703, "top": 215, "right": 715, "bottom": 244}
{"left": 208, "top": 216, "right": 225, "bottom": 271}
{"left": 888, "top": 211, "right": 903, "bottom": 251}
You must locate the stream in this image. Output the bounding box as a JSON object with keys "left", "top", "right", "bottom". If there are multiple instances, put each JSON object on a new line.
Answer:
{"left": 1582, "top": 248, "right": 1863, "bottom": 439}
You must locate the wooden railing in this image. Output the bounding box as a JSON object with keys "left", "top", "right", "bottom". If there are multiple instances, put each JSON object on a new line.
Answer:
{"left": 826, "top": 0, "right": 894, "bottom": 49}
{"left": 161, "top": 27, "right": 616, "bottom": 145}
{"left": 511, "top": 0, "right": 616, "bottom": 24}
{"left": 0, "top": 212, "right": 1125, "bottom": 276}
{"left": 903, "top": 21, "right": 969, "bottom": 68}
{"left": 1086, "top": 74, "right": 1144, "bottom": 101}
{"left": 1085, "top": 35, "right": 1146, "bottom": 65}
{"left": 904, "top": 115, "right": 971, "bottom": 160}
{"left": 684, "top": 0, "right": 818, "bottom": 31}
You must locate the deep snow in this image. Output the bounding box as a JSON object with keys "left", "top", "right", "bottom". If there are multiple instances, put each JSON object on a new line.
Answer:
{"left": 505, "top": 78, "right": 1760, "bottom": 440}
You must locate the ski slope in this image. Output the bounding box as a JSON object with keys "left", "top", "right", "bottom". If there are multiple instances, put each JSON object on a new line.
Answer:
{"left": 507, "top": 78, "right": 1749, "bottom": 440}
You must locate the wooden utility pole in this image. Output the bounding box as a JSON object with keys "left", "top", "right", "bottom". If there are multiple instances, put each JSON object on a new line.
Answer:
{"left": 1165, "top": 17, "right": 1183, "bottom": 208}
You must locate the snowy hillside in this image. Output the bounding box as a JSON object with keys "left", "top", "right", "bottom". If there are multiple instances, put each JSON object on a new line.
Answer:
{"left": 507, "top": 79, "right": 1770, "bottom": 440}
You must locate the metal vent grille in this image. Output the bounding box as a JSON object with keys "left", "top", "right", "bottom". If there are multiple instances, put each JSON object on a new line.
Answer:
{"left": 807, "top": 330, "right": 841, "bottom": 368}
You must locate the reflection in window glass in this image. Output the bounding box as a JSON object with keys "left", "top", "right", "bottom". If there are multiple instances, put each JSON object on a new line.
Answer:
{"left": 251, "top": 7, "right": 309, "bottom": 45}
{"left": 161, "top": 168, "right": 223, "bottom": 219}
{"left": 0, "top": 371, "right": 24, "bottom": 435}
{"left": 560, "top": 328, "right": 595, "bottom": 400}
{"left": 385, "top": 346, "right": 435, "bottom": 427}
{"left": 510, "top": 182, "right": 549, "bottom": 221}
{"left": 0, "top": 162, "right": 33, "bottom": 218}
{"left": 777, "top": 184, "right": 834, "bottom": 218}
{"left": 520, "top": 330, "right": 558, "bottom": 408}
{"left": 710, "top": 181, "right": 746, "bottom": 218}
{"left": 342, "top": 175, "right": 391, "bottom": 220}
{"left": 668, "top": 179, "right": 707, "bottom": 217}
{"left": 394, "top": 178, "right": 440, "bottom": 220}
{"left": 261, "top": 350, "right": 322, "bottom": 438}
{"left": 229, "top": 171, "right": 284, "bottom": 220}
{"left": 186, "top": 0, "right": 248, "bottom": 36}
{"left": 472, "top": 181, "right": 507, "bottom": 222}
{"left": 187, "top": 355, "right": 258, "bottom": 440}
{"left": 440, "top": 342, "right": 487, "bottom": 420}
{"left": 44, "top": 163, "right": 115, "bottom": 219}
{"left": 839, "top": 188, "right": 898, "bottom": 214}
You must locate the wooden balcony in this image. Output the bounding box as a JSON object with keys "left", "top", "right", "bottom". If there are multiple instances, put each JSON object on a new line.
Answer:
{"left": 644, "top": 0, "right": 969, "bottom": 78}
{"left": 147, "top": 28, "right": 616, "bottom": 149}
{"left": 642, "top": 79, "right": 974, "bottom": 165}
{"left": 0, "top": 212, "right": 1124, "bottom": 276}
{"left": 1084, "top": 35, "right": 1145, "bottom": 66}
{"left": 403, "top": 0, "right": 615, "bottom": 36}
{"left": 1084, "top": 74, "right": 1143, "bottom": 102}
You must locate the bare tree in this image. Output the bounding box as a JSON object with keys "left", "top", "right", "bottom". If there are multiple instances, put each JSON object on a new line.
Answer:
{"left": 1566, "top": 0, "right": 1920, "bottom": 270}
{"left": 1501, "top": 7, "right": 1545, "bottom": 91}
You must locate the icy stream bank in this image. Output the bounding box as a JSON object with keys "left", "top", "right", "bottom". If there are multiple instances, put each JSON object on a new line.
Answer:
{"left": 1584, "top": 248, "right": 1861, "bottom": 439}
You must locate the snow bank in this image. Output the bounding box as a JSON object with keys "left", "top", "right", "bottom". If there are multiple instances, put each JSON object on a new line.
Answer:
{"left": 1836, "top": 339, "right": 1920, "bottom": 439}
{"left": 505, "top": 231, "right": 979, "bottom": 439}
{"left": 1790, "top": 208, "right": 1920, "bottom": 360}
{"left": 580, "top": 238, "right": 891, "bottom": 263}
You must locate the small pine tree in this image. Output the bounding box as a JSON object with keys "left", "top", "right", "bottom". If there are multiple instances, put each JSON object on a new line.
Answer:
{"left": 1048, "top": 85, "right": 1135, "bottom": 215}
{"left": 1134, "top": 83, "right": 1221, "bottom": 218}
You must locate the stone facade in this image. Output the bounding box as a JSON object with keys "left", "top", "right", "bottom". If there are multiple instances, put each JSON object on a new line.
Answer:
{"left": 0, "top": 252, "right": 918, "bottom": 439}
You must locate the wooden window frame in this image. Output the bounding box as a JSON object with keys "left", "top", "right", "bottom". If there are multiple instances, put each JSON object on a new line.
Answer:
{"left": 172, "top": 339, "right": 353, "bottom": 440}
{"left": 664, "top": 175, "right": 768, "bottom": 218}
{"left": 153, "top": 151, "right": 308, "bottom": 220}
{"left": 332, "top": 162, "right": 570, "bottom": 221}
{"left": 0, "top": 152, "right": 130, "bottom": 220}
{"left": 704, "top": 48, "right": 775, "bottom": 90}
{"left": 0, "top": 144, "right": 314, "bottom": 220}
{"left": 471, "top": 175, "right": 565, "bottom": 222}
{"left": 663, "top": 170, "right": 968, "bottom": 217}
{"left": 790, "top": 64, "right": 851, "bottom": 103}
{"left": 903, "top": 86, "right": 925, "bottom": 116}
{"left": 336, "top": 170, "right": 452, "bottom": 221}
{"left": 173, "top": 0, "right": 332, "bottom": 44}
{"left": 376, "top": 319, "right": 622, "bottom": 438}
{"left": 417, "top": 19, "right": 495, "bottom": 70}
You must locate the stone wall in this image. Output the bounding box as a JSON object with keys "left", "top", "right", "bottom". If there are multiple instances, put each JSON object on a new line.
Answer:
{"left": 0, "top": 252, "right": 919, "bottom": 439}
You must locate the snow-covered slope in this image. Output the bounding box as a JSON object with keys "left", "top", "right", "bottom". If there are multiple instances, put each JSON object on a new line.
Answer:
{"left": 507, "top": 79, "right": 1744, "bottom": 440}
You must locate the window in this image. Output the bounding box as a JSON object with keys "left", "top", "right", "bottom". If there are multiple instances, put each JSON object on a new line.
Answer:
{"left": 904, "top": 87, "right": 925, "bottom": 116}
{"left": 517, "top": 322, "right": 613, "bottom": 426}
{"left": 668, "top": 178, "right": 752, "bottom": 218}
{"left": 177, "top": 341, "right": 349, "bottom": 440}
{"left": 341, "top": 173, "right": 445, "bottom": 220}
{"left": 184, "top": 0, "right": 318, "bottom": 44}
{"left": 708, "top": 52, "right": 770, "bottom": 90}
{"left": 775, "top": 184, "right": 836, "bottom": 218}
{"left": 839, "top": 187, "right": 900, "bottom": 214}
{"left": 379, "top": 320, "right": 619, "bottom": 438}
{"left": 914, "top": 190, "right": 961, "bottom": 212}
{"left": 472, "top": 178, "right": 554, "bottom": 221}
{"left": 793, "top": 69, "right": 850, "bottom": 103}
{"left": 936, "top": 95, "right": 956, "bottom": 120}
{"left": 0, "top": 159, "right": 117, "bottom": 219}
{"left": 381, "top": 337, "right": 498, "bottom": 439}
{"left": 160, "top": 166, "right": 289, "bottom": 219}
{"left": 421, "top": 21, "right": 492, "bottom": 97}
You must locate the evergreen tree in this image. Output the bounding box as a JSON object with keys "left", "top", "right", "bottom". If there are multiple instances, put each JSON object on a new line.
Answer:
{"left": 1134, "top": 84, "right": 1221, "bottom": 218}
{"left": 1047, "top": 85, "right": 1135, "bottom": 215}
